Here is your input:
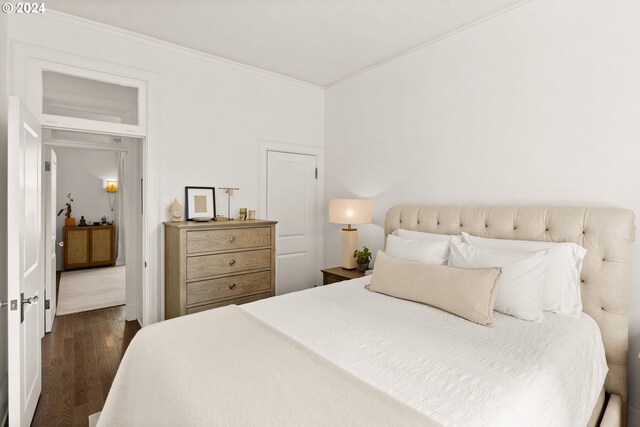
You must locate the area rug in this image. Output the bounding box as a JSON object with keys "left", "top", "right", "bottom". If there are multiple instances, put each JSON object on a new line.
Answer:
{"left": 57, "top": 266, "right": 126, "bottom": 315}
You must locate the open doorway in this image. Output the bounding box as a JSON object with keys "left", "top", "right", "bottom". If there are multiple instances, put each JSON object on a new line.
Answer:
{"left": 43, "top": 129, "right": 143, "bottom": 331}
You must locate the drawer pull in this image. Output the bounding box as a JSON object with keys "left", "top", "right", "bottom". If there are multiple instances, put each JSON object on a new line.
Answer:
{"left": 229, "top": 283, "right": 237, "bottom": 290}
{"left": 229, "top": 259, "right": 236, "bottom": 266}
{"left": 229, "top": 236, "right": 236, "bottom": 243}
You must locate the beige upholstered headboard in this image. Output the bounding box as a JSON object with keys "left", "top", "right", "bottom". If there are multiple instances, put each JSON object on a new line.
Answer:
{"left": 385, "top": 205, "right": 635, "bottom": 405}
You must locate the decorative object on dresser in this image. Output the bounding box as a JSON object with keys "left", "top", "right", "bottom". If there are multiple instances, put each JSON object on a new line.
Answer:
{"left": 164, "top": 219, "right": 277, "bottom": 319}
{"left": 58, "top": 192, "right": 75, "bottom": 227}
{"left": 168, "top": 198, "right": 183, "bottom": 222}
{"left": 185, "top": 186, "right": 216, "bottom": 221}
{"left": 328, "top": 198, "right": 373, "bottom": 269}
{"left": 62, "top": 224, "right": 115, "bottom": 271}
{"left": 321, "top": 266, "right": 365, "bottom": 285}
{"left": 218, "top": 187, "right": 239, "bottom": 221}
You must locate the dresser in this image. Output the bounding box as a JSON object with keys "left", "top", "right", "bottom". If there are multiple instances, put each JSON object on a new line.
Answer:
{"left": 63, "top": 225, "right": 116, "bottom": 271}
{"left": 164, "top": 219, "right": 277, "bottom": 319}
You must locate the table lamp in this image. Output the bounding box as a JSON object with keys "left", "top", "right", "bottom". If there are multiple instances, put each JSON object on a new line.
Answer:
{"left": 329, "top": 199, "right": 373, "bottom": 270}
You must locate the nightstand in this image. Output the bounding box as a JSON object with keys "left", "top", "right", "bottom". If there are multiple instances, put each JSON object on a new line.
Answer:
{"left": 321, "top": 267, "right": 365, "bottom": 285}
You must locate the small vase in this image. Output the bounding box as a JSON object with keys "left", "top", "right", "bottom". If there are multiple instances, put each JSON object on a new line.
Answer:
{"left": 65, "top": 217, "right": 76, "bottom": 227}
{"left": 357, "top": 261, "right": 369, "bottom": 273}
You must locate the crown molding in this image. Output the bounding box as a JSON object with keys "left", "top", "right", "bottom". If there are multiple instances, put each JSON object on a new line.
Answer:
{"left": 327, "top": 0, "right": 535, "bottom": 88}
{"left": 40, "top": 9, "right": 324, "bottom": 92}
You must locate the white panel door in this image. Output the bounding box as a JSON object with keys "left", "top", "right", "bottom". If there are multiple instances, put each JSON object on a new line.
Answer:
{"left": 8, "top": 97, "right": 42, "bottom": 427}
{"left": 44, "top": 148, "right": 57, "bottom": 332}
{"left": 267, "top": 151, "right": 317, "bottom": 295}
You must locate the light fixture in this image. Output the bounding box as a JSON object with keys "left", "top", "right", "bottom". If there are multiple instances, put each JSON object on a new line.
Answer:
{"left": 328, "top": 199, "right": 373, "bottom": 270}
{"left": 106, "top": 180, "right": 118, "bottom": 211}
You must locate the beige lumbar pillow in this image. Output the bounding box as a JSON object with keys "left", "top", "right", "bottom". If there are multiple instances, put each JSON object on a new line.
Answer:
{"left": 369, "top": 250, "right": 501, "bottom": 326}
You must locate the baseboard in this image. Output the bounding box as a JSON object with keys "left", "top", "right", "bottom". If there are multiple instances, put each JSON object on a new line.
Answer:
{"left": 125, "top": 302, "right": 138, "bottom": 322}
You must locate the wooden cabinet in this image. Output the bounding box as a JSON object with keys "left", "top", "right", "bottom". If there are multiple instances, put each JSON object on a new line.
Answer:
{"left": 164, "top": 220, "right": 277, "bottom": 319}
{"left": 63, "top": 225, "right": 115, "bottom": 271}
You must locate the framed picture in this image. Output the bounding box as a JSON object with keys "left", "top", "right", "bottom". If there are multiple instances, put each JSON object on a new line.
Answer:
{"left": 185, "top": 187, "right": 216, "bottom": 221}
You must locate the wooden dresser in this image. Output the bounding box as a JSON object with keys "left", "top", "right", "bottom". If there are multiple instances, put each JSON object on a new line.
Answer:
{"left": 63, "top": 225, "right": 116, "bottom": 271}
{"left": 164, "top": 219, "right": 277, "bottom": 319}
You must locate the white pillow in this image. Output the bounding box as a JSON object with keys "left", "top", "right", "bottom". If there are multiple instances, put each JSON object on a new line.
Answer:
{"left": 461, "top": 233, "right": 586, "bottom": 316}
{"left": 448, "top": 240, "right": 549, "bottom": 322}
{"left": 385, "top": 234, "right": 449, "bottom": 265}
{"left": 392, "top": 229, "right": 461, "bottom": 262}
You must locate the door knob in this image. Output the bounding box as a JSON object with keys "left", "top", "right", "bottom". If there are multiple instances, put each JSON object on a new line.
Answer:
{"left": 229, "top": 284, "right": 237, "bottom": 290}
{"left": 229, "top": 236, "right": 236, "bottom": 243}
{"left": 20, "top": 292, "right": 38, "bottom": 323}
{"left": 57, "top": 241, "right": 64, "bottom": 247}
{"left": 228, "top": 259, "right": 236, "bottom": 266}
{"left": 22, "top": 294, "right": 38, "bottom": 305}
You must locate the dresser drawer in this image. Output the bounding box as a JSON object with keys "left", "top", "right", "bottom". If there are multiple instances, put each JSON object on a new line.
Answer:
{"left": 186, "top": 249, "right": 271, "bottom": 280}
{"left": 186, "top": 227, "right": 271, "bottom": 254}
{"left": 186, "top": 292, "right": 271, "bottom": 315}
{"left": 187, "top": 271, "right": 271, "bottom": 305}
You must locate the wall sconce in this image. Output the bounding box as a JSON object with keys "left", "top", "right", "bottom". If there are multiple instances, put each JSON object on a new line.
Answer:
{"left": 106, "top": 180, "right": 118, "bottom": 211}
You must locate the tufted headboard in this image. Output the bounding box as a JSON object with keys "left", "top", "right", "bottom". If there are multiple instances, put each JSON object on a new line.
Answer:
{"left": 385, "top": 205, "right": 635, "bottom": 406}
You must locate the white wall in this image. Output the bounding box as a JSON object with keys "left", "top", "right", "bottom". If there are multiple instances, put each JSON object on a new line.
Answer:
{"left": 325, "top": 0, "right": 640, "bottom": 421}
{"left": 0, "top": 10, "right": 8, "bottom": 426}
{"left": 8, "top": 11, "right": 325, "bottom": 321}
{"left": 53, "top": 148, "right": 119, "bottom": 270}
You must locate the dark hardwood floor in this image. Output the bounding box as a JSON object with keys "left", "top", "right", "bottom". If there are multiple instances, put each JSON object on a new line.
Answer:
{"left": 31, "top": 305, "right": 141, "bottom": 426}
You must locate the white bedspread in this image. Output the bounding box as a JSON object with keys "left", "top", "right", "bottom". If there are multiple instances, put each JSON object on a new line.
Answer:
{"left": 243, "top": 277, "right": 607, "bottom": 427}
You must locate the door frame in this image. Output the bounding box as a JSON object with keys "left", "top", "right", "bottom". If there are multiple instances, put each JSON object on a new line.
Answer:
{"left": 258, "top": 139, "right": 325, "bottom": 286}
{"left": 43, "top": 147, "right": 56, "bottom": 333}
{"left": 42, "top": 136, "right": 142, "bottom": 326}
{"left": 10, "top": 42, "right": 161, "bottom": 326}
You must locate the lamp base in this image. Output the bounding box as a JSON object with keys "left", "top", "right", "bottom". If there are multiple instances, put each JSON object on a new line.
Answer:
{"left": 341, "top": 228, "right": 358, "bottom": 270}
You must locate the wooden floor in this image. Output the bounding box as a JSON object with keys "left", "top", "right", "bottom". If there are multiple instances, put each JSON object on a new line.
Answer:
{"left": 31, "top": 306, "right": 141, "bottom": 427}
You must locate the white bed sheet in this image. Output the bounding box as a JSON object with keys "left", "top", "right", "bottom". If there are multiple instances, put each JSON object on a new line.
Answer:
{"left": 243, "top": 277, "right": 607, "bottom": 427}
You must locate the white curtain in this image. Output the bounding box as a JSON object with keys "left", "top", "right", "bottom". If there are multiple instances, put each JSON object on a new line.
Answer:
{"left": 115, "top": 151, "right": 126, "bottom": 265}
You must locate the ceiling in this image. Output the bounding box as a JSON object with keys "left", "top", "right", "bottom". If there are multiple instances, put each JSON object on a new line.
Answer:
{"left": 45, "top": 0, "right": 530, "bottom": 87}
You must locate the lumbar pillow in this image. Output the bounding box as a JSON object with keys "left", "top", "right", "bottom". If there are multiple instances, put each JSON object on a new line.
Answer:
{"left": 368, "top": 250, "right": 501, "bottom": 326}
{"left": 385, "top": 234, "right": 449, "bottom": 265}
{"left": 461, "top": 233, "right": 586, "bottom": 316}
{"left": 448, "top": 241, "right": 549, "bottom": 322}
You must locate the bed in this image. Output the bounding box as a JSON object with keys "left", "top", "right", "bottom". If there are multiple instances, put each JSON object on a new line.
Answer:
{"left": 97, "top": 205, "right": 635, "bottom": 427}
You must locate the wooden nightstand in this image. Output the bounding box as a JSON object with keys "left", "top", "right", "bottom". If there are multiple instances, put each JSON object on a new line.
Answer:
{"left": 321, "top": 267, "right": 365, "bottom": 285}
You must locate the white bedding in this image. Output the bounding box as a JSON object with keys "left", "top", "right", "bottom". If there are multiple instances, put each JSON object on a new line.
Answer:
{"left": 243, "top": 277, "right": 607, "bottom": 427}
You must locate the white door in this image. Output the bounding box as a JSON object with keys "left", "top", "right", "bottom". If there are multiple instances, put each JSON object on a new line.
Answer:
{"left": 266, "top": 151, "right": 317, "bottom": 295}
{"left": 8, "top": 96, "right": 43, "bottom": 427}
{"left": 44, "top": 148, "right": 57, "bottom": 332}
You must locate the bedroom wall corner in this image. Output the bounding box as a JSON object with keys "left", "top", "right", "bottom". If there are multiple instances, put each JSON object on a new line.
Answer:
{"left": 323, "top": 0, "right": 640, "bottom": 422}
{"left": 0, "top": 10, "right": 9, "bottom": 426}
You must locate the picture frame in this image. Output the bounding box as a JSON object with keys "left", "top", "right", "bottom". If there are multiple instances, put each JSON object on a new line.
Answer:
{"left": 185, "top": 186, "right": 216, "bottom": 221}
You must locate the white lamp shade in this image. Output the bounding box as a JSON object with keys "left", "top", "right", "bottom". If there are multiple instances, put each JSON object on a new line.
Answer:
{"left": 328, "top": 199, "right": 372, "bottom": 225}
